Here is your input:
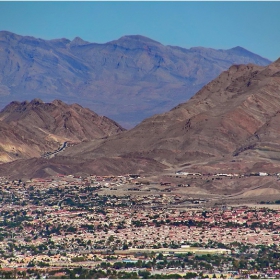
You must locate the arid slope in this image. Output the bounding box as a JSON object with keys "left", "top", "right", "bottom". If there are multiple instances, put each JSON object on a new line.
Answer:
{"left": 1, "top": 59, "right": 280, "bottom": 179}
{"left": 0, "top": 99, "right": 125, "bottom": 163}
{"left": 60, "top": 58, "right": 280, "bottom": 173}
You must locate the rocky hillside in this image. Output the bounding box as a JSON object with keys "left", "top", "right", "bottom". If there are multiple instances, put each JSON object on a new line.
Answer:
{"left": 2, "top": 59, "right": 280, "bottom": 179}
{"left": 0, "top": 99, "right": 125, "bottom": 163}
{"left": 0, "top": 31, "right": 271, "bottom": 127}
{"left": 57, "top": 58, "right": 280, "bottom": 175}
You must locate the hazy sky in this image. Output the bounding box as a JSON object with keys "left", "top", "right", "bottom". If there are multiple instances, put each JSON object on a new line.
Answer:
{"left": 0, "top": 1, "right": 279, "bottom": 61}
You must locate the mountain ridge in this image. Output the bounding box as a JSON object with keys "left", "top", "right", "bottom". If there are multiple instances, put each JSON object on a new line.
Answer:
{"left": 0, "top": 31, "right": 271, "bottom": 128}
{"left": 0, "top": 99, "right": 125, "bottom": 163}
{"left": 55, "top": 58, "right": 280, "bottom": 174}
{"left": 1, "top": 58, "right": 280, "bottom": 180}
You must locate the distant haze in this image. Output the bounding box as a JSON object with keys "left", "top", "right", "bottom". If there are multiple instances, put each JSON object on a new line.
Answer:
{"left": 0, "top": 31, "right": 271, "bottom": 128}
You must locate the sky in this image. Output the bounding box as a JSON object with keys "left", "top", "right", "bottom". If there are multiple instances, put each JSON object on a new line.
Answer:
{"left": 0, "top": 1, "right": 279, "bottom": 61}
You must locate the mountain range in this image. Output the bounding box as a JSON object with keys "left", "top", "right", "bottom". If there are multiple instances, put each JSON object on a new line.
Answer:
{"left": 0, "top": 58, "right": 280, "bottom": 180}
{"left": 0, "top": 31, "right": 271, "bottom": 128}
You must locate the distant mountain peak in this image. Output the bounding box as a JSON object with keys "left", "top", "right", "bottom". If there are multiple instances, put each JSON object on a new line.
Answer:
{"left": 108, "top": 34, "right": 162, "bottom": 48}
{"left": 119, "top": 35, "right": 161, "bottom": 43}
{"left": 0, "top": 30, "right": 14, "bottom": 36}
{"left": 9, "top": 101, "right": 21, "bottom": 106}
{"left": 52, "top": 99, "right": 67, "bottom": 106}
{"left": 0, "top": 100, "right": 29, "bottom": 114}
{"left": 69, "top": 36, "right": 90, "bottom": 46}
{"left": 228, "top": 46, "right": 263, "bottom": 58}
{"left": 0, "top": 30, "right": 21, "bottom": 41}
{"left": 231, "top": 46, "right": 246, "bottom": 51}
{"left": 229, "top": 46, "right": 253, "bottom": 54}
{"left": 0, "top": 31, "right": 272, "bottom": 128}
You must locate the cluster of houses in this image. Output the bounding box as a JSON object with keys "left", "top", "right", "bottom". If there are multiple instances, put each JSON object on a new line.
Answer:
{"left": 175, "top": 171, "right": 275, "bottom": 177}
{"left": 1, "top": 174, "right": 280, "bottom": 278}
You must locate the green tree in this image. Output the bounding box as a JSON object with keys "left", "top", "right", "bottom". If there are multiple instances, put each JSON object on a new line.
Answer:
{"left": 138, "top": 270, "right": 151, "bottom": 278}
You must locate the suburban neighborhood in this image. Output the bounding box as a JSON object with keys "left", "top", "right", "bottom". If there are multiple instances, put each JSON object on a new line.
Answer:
{"left": 0, "top": 174, "right": 280, "bottom": 278}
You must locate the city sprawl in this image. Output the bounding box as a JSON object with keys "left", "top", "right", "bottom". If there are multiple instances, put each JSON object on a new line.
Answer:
{"left": 1, "top": 175, "right": 280, "bottom": 278}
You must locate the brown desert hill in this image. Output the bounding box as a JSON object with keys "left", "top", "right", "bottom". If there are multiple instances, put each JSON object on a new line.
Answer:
{"left": 0, "top": 31, "right": 271, "bottom": 128}
{"left": 1, "top": 59, "right": 280, "bottom": 180}
{"left": 57, "top": 58, "right": 280, "bottom": 174}
{"left": 0, "top": 99, "right": 125, "bottom": 163}
{"left": 0, "top": 156, "right": 166, "bottom": 180}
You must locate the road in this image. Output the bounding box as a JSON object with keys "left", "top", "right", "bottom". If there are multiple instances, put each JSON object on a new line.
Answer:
{"left": 42, "top": 142, "right": 68, "bottom": 159}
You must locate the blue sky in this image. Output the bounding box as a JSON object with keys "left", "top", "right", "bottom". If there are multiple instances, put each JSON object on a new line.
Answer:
{"left": 0, "top": 1, "right": 279, "bottom": 61}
